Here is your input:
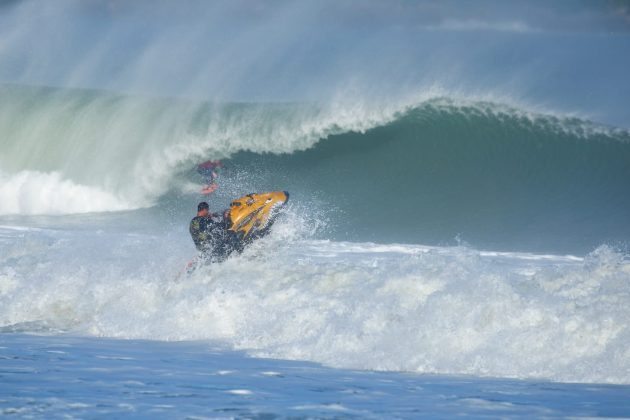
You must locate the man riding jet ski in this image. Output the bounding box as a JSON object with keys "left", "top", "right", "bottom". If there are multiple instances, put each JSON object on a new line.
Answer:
{"left": 189, "top": 201, "right": 239, "bottom": 260}
{"left": 189, "top": 191, "right": 289, "bottom": 263}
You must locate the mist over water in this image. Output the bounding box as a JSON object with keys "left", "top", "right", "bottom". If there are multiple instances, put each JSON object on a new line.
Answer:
{"left": 1, "top": 0, "right": 630, "bottom": 121}
{"left": 1, "top": 0, "right": 630, "bottom": 385}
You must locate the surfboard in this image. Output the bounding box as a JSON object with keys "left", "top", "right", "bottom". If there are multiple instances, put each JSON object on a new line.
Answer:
{"left": 200, "top": 183, "right": 219, "bottom": 195}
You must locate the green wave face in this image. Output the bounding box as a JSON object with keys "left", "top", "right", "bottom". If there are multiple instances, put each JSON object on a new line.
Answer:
{"left": 2, "top": 85, "right": 630, "bottom": 254}
{"left": 227, "top": 101, "right": 630, "bottom": 254}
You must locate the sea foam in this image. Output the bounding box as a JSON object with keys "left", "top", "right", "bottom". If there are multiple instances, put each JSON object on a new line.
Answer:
{"left": 1, "top": 220, "right": 628, "bottom": 384}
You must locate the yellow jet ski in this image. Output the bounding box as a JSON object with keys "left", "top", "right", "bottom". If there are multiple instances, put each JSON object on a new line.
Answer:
{"left": 227, "top": 191, "right": 289, "bottom": 241}
{"left": 183, "top": 191, "right": 289, "bottom": 274}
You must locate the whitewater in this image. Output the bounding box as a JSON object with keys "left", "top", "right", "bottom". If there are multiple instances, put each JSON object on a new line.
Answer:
{"left": 2, "top": 0, "right": 630, "bottom": 418}
{"left": 3, "top": 220, "right": 630, "bottom": 384}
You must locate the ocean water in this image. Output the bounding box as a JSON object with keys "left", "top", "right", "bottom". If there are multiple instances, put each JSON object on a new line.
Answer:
{"left": 2, "top": 0, "right": 630, "bottom": 418}
{"left": 3, "top": 334, "right": 630, "bottom": 419}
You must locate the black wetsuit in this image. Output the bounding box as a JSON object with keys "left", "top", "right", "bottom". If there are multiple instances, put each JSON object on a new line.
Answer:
{"left": 189, "top": 215, "right": 220, "bottom": 252}
{"left": 189, "top": 214, "right": 241, "bottom": 260}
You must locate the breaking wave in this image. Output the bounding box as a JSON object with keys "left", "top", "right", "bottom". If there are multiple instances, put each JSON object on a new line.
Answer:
{"left": 1, "top": 85, "right": 630, "bottom": 253}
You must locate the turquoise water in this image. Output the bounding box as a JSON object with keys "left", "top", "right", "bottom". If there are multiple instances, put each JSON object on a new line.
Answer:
{"left": 227, "top": 101, "right": 630, "bottom": 253}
